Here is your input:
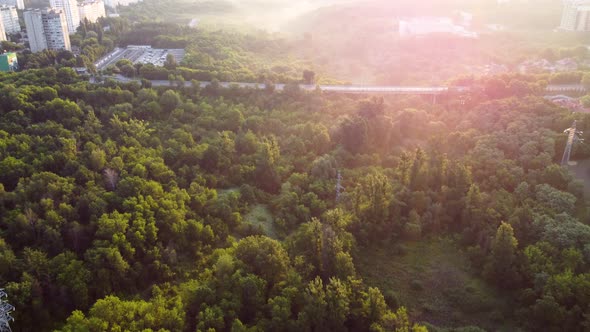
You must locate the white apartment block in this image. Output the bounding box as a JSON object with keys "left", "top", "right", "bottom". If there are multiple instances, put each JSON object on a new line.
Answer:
{"left": 104, "top": 0, "right": 142, "bottom": 8}
{"left": 399, "top": 17, "right": 478, "bottom": 38}
{"left": 0, "top": 5, "right": 20, "bottom": 34}
{"left": 78, "top": 0, "right": 106, "bottom": 24}
{"left": 24, "top": 10, "right": 46, "bottom": 52}
{"left": 561, "top": 0, "right": 590, "bottom": 31}
{"left": 24, "top": 9, "right": 71, "bottom": 53}
{"left": 43, "top": 9, "right": 71, "bottom": 51}
{"left": 0, "top": 17, "right": 6, "bottom": 42}
{"left": 50, "top": 0, "right": 80, "bottom": 34}
{"left": 0, "top": 0, "right": 23, "bottom": 10}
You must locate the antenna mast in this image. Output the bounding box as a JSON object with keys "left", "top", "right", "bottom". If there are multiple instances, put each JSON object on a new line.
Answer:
{"left": 336, "top": 171, "right": 344, "bottom": 202}
{"left": 0, "top": 289, "right": 14, "bottom": 332}
{"left": 562, "top": 120, "right": 584, "bottom": 166}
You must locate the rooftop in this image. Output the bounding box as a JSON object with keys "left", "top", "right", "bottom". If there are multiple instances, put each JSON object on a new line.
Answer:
{"left": 399, "top": 17, "right": 478, "bottom": 38}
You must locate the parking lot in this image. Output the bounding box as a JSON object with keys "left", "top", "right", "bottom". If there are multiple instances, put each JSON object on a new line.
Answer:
{"left": 95, "top": 46, "right": 186, "bottom": 70}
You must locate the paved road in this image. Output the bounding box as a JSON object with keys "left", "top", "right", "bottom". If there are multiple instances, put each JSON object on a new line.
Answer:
{"left": 95, "top": 75, "right": 463, "bottom": 95}
{"left": 92, "top": 75, "right": 587, "bottom": 94}
{"left": 95, "top": 48, "right": 125, "bottom": 71}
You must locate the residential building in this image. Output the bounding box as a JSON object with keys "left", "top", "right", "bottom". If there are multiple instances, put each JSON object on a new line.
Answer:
{"left": 104, "top": 0, "right": 142, "bottom": 8}
{"left": 43, "top": 9, "right": 71, "bottom": 51}
{"left": 0, "top": 0, "right": 23, "bottom": 10}
{"left": 50, "top": 0, "right": 80, "bottom": 34}
{"left": 555, "top": 58, "right": 579, "bottom": 71}
{"left": 560, "top": 0, "right": 590, "bottom": 31}
{"left": 398, "top": 17, "right": 478, "bottom": 38}
{"left": 0, "top": 52, "right": 18, "bottom": 72}
{"left": 24, "top": 8, "right": 71, "bottom": 53}
{"left": 0, "top": 5, "right": 20, "bottom": 34}
{"left": 43, "top": 9, "right": 72, "bottom": 51}
{"left": 483, "top": 63, "right": 509, "bottom": 76}
{"left": 24, "top": 9, "right": 47, "bottom": 52}
{"left": 0, "top": 17, "right": 5, "bottom": 41}
{"left": 78, "top": 0, "right": 106, "bottom": 23}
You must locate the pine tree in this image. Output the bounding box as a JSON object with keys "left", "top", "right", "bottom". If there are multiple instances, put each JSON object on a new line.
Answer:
{"left": 484, "top": 222, "right": 521, "bottom": 288}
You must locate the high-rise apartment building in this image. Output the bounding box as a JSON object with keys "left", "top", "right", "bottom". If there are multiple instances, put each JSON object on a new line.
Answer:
{"left": 0, "top": 5, "right": 20, "bottom": 34}
{"left": 104, "top": 0, "right": 142, "bottom": 8}
{"left": 561, "top": 0, "right": 590, "bottom": 31}
{"left": 43, "top": 9, "right": 71, "bottom": 51}
{"left": 50, "top": 0, "right": 80, "bottom": 34}
{"left": 24, "top": 9, "right": 71, "bottom": 53}
{"left": 0, "top": 0, "right": 23, "bottom": 10}
{"left": 0, "top": 17, "right": 6, "bottom": 42}
{"left": 78, "top": 0, "right": 106, "bottom": 23}
{"left": 24, "top": 9, "right": 47, "bottom": 52}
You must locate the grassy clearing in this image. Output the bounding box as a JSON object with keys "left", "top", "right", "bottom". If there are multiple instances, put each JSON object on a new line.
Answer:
{"left": 217, "top": 187, "right": 240, "bottom": 198}
{"left": 355, "top": 237, "right": 517, "bottom": 331}
{"left": 569, "top": 158, "right": 590, "bottom": 199}
{"left": 244, "top": 204, "right": 277, "bottom": 239}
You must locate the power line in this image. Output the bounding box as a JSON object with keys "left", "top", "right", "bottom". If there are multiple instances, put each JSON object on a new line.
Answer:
{"left": 0, "top": 289, "right": 14, "bottom": 332}
{"left": 335, "top": 171, "right": 344, "bottom": 202}
{"left": 562, "top": 120, "right": 584, "bottom": 166}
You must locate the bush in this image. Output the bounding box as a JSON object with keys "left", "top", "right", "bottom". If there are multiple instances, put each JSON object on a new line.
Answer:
{"left": 422, "top": 324, "right": 487, "bottom": 332}
{"left": 403, "top": 222, "right": 422, "bottom": 240}
{"left": 410, "top": 280, "right": 423, "bottom": 291}
{"left": 239, "top": 184, "right": 257, "bottom": 204}
{"left": 384, "top": 290, "right": 400, "bottom": 308}
{"left": 489, "top": 310, "right": 504, "bottom": 323}
{"left": 393, "top": 244, "right": 408, "bottom": 256}
{"left": 421, "top": 303, "right": 436, "bottom": 314}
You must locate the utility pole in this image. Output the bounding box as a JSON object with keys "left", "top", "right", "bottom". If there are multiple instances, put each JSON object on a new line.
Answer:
{"left": 335, "top": 171, "right": 344, "bottom": 202}
{"left": 0, "top": 289, "right": 14, "bottom": 332}
{"left": 562, "top": 120, "right": 584, "bottom": 166}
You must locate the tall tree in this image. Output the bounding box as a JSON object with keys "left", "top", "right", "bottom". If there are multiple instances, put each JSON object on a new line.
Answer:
{"left": 484, "top": 222, "right": 521, "bottom": 288}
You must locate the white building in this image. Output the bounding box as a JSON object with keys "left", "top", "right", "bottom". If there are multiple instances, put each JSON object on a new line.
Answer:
{"left": 399, "top": 17, "right": 478, "bottom": 38}
{"left": 43, "top": 9, "right": 71, "bottom": 51}
{"left": 24, "top": 9, "right": 71, "bottom": 53}
{"left": 0, "top": 5, "right": 20, "bottom": 34}
{"left": 78, "top": 0, "right": 106, "bottom": 24}
{"left": 50, "top": 0, "right": 80, "bottom": 34}
{"left": 560, "top": 0, "right": 590, "bottom": 31}
{"left": 104, "top": 0, "right": 142, "bottom": 8}
{"left": 0, "top": 0, "right": 23, "bottom": 10}
{"left": 24, "top": 10, "right": 46, "bottom": 52}
{"left": 0, "top": 17, "right": 6, "bottom": 42}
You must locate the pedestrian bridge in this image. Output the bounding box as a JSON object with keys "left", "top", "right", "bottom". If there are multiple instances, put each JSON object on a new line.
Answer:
{"left": 93, "top": 75, "right": 584, "bottom": 95}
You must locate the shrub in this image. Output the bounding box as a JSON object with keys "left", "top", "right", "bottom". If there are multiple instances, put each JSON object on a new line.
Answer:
{"left": 410, "top": 280, "right": 423, "bottom": 291}
{"left": 403, "top": 222, "right": 422, "bottom": 240}
{"left": 384, "top": 290, "right": 400, "bottom": 308}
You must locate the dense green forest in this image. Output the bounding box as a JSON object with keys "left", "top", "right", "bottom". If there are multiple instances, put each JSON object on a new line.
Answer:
{"left": 1, "top": 62, "right": 590, "bottom": 331}
{"left": 3, "top": 0, "right": 590, "bottom": 331}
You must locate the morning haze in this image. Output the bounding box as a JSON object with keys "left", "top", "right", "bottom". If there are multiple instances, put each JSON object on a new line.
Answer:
{"left": 0, "top": 0, "right": 589, "bottom": 331}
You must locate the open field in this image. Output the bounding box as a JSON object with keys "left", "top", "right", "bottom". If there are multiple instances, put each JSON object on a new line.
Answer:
{"left": 244, "top": 204, "right": 277, "bottom": 239}
{"left": 355, "top": 237, "right": 517, "bottom": 330}
{"left": 569, "top": 158, "right": 590, "bottom": 199}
